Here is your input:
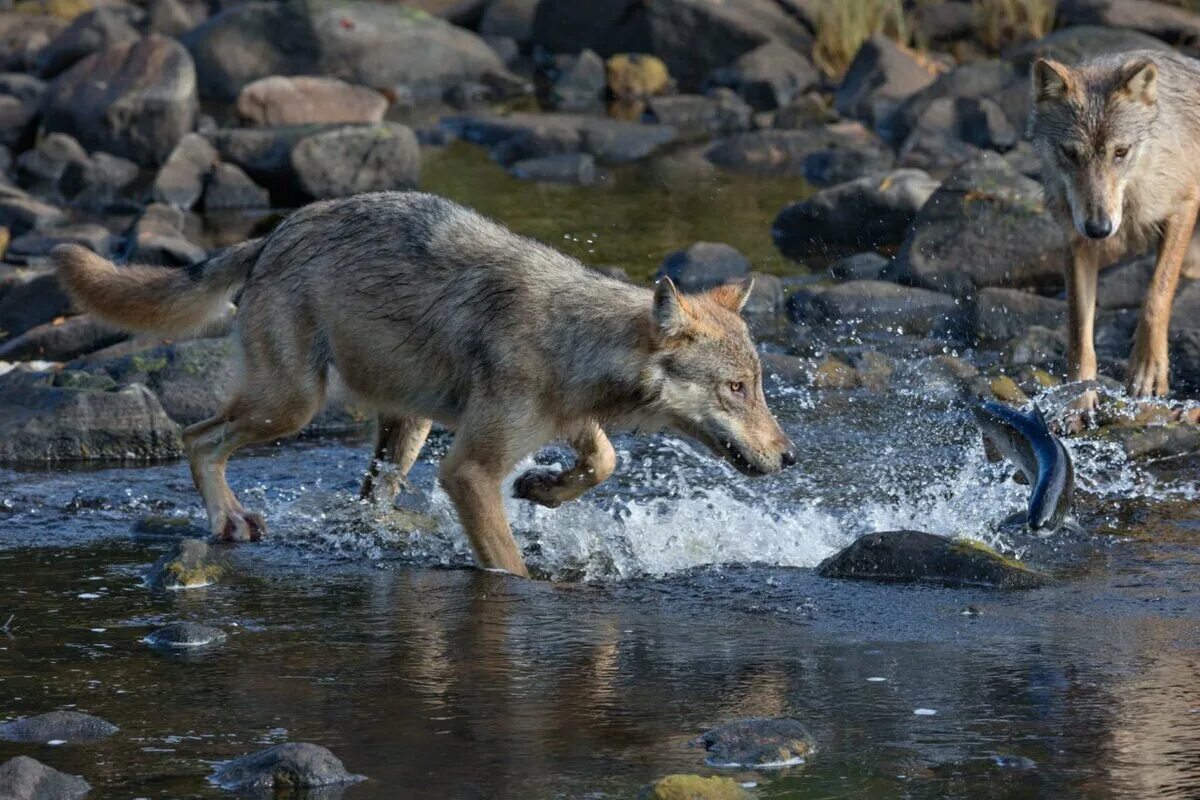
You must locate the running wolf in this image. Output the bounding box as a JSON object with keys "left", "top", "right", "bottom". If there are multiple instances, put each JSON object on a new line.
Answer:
{"left": 55, "top": 192, "right": 796, "bottom": 578}
{"left": 1029, "top": 51, "right": 1200, "bottom": 410}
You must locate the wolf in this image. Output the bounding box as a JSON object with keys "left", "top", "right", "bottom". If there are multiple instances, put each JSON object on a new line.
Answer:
{"left": 1029, "top": 50, "right": 1200, "bottom": 413}
{"left": 54, "top": 192, "right": 796, "bottom": 578}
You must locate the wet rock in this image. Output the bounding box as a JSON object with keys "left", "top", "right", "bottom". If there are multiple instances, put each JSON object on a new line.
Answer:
{"left": 810, "top": 355, "right": 858, "bottom": 389}
{"left": 236, "top": 75, "right": 387, "bottom": 127}
{"left": 1005, "top": 25, "right": 1174, "bottom": 72}
{"left": 0, "top": 314, "right": 125, "bottom": 362}
{"left": 804, "top": 144, "right": 895, "bottom": 187}
{"left": 42, "top": 35, "right": 197, "bottom": 167}
{"left": 289, "top": 123, "right": 420, "bottom": 200}
{"left": 132, "top": 514, "right": 208, "bottom": 539}
{"left": 1056, "top": 0, "right": 1200, "bottom": 48}
{"left": 829, "top": 252, "right": 889, "bottom": 282}
{"left": 0, "top": 370, "right": 183, "bottom": 463}
{"left": 549, "top": 49, "right": 607, "bottom": 112}
{"left": 0, "top": 755, "right": 90, "bottom": 800}
{"left": 128, "top": 202, "right": 205, "bottom": 266}
{"left": 34, "top": 5, "right": 142, "bottom": 79}
{"left": 508, "top": 153, "right": 595, "bottom": 186}
{"left": 201, "top": 162, "right": 269, "bottom": 211}
{"left": 8, "top": 223, "right": 113, "bottom": 260}
{"left": 15, "top": 132, "right": 87, "bottom": 196}
{"left": 606, "top": 53, "right": 671, "bottom": 100}
{"left": 772, "top": 168, "right": 939, "bottom": 261}
{"left": 801, "top": 280, "right": 964, "bottom": 337}
{"left": 1172, "top": 328, "right": 1200, "bottom": 391}
{"left": 152, "top": 132, "right": 218, "bottom": 210}
{"left": 972, "top": 288, "right": 1065, "bottom": 343}
{"left": 744, "top": 272, "right": 783, "bottom": 315}
{"left": 1005, "top": 325, "right": 1066, "bottom": 370}
{"left": 698, "top": 718, "right": 815, "bottom": 767}
{"left": 835, "top": 35, "right": 937, "bottom": 129}
{"left": 888, "top": 154, "right": 1069, "bottom": 298}
{"left": 145, "top": 538, "right": 225, "bottom": 590}
{"left": 0, "top": 710, "right": 117, "bottom": 743}
{"left": 145, "top": 621, "right": 227, "bottom": 649}
{"left": 531, "top": 0, "right": 812, "bottom": 92}
{"left": 854, "top": 351, "right": 896, "bottom": 391}
{"left": 636, "top": 774, "right": 753, "bottom": 800}
{"left": 1093, "top": 422, "right": 1200, "bottom": 461}
{"left": 987, "top": 374, "right": 1028, "bottom": 404}
{"left": 211, "top": 743, "right": 364, "bottom": 793}
{"left": 478, "top": 0, "right": 538, "bottom": 44}
{"left": 818, "top": 530, "right": 1049, "bottom": 590}
{"left": 59, "top": 151, "right": 139, "bottom": 211}
{"left": 444, "top": 112, "right": 676, "bottom": 167}
{"left": 643, "top": 91, "right": 752, "bottom": 141}
{"left": 883, "top": 59, "right": 1020, "bottom": 148}
{"left": 708, "top": 41, "right": 818, "bottom": 111}
{"left": 0, "top": 191, "right": 69, "bottom": 238}
{"left": 0, "top": 94, "right": 37, "bottom": 151}
{"left": 656, "top": 242, "right": 750, "bottom": 293}
{"left": 1098, "top": 255, "right": 1156, "bottom": 309}
{"left": 898, "top": 129, "right": 984, "bottom": 177}
{"left": 706, "top": 123, "right": 880, "bottom": 176}
{"left": 0, "top": 271, "right": 72, "bottom": 340}
{"left": 761, "top": 352, "right": 811, "bottom": 387}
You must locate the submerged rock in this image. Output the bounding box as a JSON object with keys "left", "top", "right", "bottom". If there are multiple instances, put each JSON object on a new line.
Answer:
{"left": 698, "top": 718, "right": 815, "bottom": 768}
{"left": 132, "top": 514, "right": 209, "bottom": 540}
{"left": 145, "top": 538, "right": 225, "bottom": 590}
{"left": 636, "top": 774, "right": 753, "bottom": 800}
{"left": 818, "top": 530, "right": 1049, "bottom": 590}
{"left": 145, "top": 621, "right": 227, "bottom": 649}
{"left": 0, "top": 711, "right": 117, "bottom": 743}
{"left": 0, "top": 756, "right": 90, "bottom": 800}
{"left": 211, "top": 743, "right": 364, "bottom": 793}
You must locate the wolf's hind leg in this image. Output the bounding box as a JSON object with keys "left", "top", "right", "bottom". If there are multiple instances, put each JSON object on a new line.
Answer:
{"left": 359, "top": 414, "right": 432, "bottom": 502}
{"left": 513, "top": 421, "right": 616, "bottom": 509}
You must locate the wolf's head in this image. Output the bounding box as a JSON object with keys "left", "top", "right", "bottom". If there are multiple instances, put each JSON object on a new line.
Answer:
{"left": 644, "top": 278, "right": 796, "bottom": 476}
{"left": 1028, "top": 56, "right": 1160, "bottom": 240}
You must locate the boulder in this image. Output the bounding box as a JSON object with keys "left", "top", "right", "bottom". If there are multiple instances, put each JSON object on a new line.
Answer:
{"left": 882, "top": 59, "right": 1021, "bottom": 148}
{"left": 548, "top": 49, "right": 606, "bottom": 112}
{"left": 211, "top": 743, "right": 364, "bottom": 793}
{"left": 0, "top": 756, "right": 90, "bottom": 800}
{"left": 835, "top": 35, "right": 936, "bottom": 129}
{"left": 201, "top": 162, "right": 270, "bottom": 211}
{"left": 636, "top": 775, "right": 753, "bottom": 800}
{"left": 1005, "top": 325, "right": 1067, "bottom": 370}
{"left": 911, "top": 1, "right": 977, "bottom": 47}
{"left": 800, "top": 280, "right": 964, "bottom": 336}
{"left": 0, "top": 370, "right": 183, "bottom": 463}
{"left": 1092, "top": 421, "right": 1200, "bottom": 460}
{"left": 145, "top": 621, "right": 227, "bottom": 649}
{"left": 1056, "top": 0, "right": 1200, "bottom": 48}
{"left": 14, "top": 131, "right": 87, "bottom": 195}
{"left": 0, "top": 192, "right": 68, "bottom": 235}
{"left": 0, "top": 15, "right": 69, "bottom": 73}
{"left": 59, "top": 151, "right": 139, "bottom": 211}
{"left": 744, "top": 272, "right": 784, "bottom": 315}
{"left": 236, "top": 75, "right": 387, "bottom": 127}
{"left": 144, "top": 538, "right": 225, "bottom": 589}
{"left": 478, "top": 0, "right": 538, "bottom": 44}
{"left": 901, "top": 96, "right": 1017, "bottom": 160}
{"left": 147, "top": 0, "right": 203, "bottom": 37}
{"left": 804, "top": 144, "right": 895, "bottom": 187}
{"left": 0, "top": 314, "right": 125, "bottom": 362}
{"left": 0, "top": 710, "right": 117, "bottom": 743}
{"left": 152, "top": 132, "right": 218, "bottom": 210}
{"left": 1005, "top": 25, "right": 1174, "bottom": 72}
{"left": 0, "top": 93, "right": 37, "bottom": 151}
{"left": 8, "top": 223, "right": 113, "bottom": 260}
{"left": 41, "top": 35, "right": 197, "bottom": 167}
{"left": 829, "top": 252, "right": 889, "bottom": 282}
{"left": 698, "top": 718, "right": 815, "bottom": 767}
{"left": 972, "top": 288, "right": 1065, "bottom": 343}
{"left": 888, "top": 154, "right": 1070, "bottom": 298}
{"left": 1173, "top": 328, "right": 1200, "bottom": 390}
{"left": 508, "top": 153, "right": 596, "bottom": 186}
{"left": 444, "top": 112, "right": 676, "bottom": 167}
{"left": 706, "top": 122, "right": 880, "bottom": 176}
{"left": 0, "top": 271, "right": 72, "bottom": 341}
{"left": 707, "top": 41, "right": 818, "bottom": 111}
{"left": 34, "top": 5, "right": 142, "bottom": 79}
{"left": 772, "top": 169, "right": 939, "bottom": 261}
{"left": 127, "top": 202, "right": 206, "bottom": 266}
{"left": 656, "top": 242, "right": 750, "bottom": 293}
{"left": 1098, "top": 255, "right": 1156, "bottom": 309}
{"left": 289, "top": 123, "right": 420, "bottom": 200}
{"left": 531, "top": 0, "right": 813, "bottom": 91}
{"left": 818, "top": 530, "right": 1049, "bottom": 589}
{"left": 643, "top": 91, "right": 752, "bottom": 141}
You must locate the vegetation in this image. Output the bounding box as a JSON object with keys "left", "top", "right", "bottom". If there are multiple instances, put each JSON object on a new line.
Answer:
{"left": 812, "top": 0, "right": 909, "bottom": 78}
{"left": 978, "top": 0, "right": 1058, "bottom": 51}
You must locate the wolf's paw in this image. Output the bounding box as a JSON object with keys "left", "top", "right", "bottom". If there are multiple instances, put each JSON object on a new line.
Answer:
{"left": 1060, "top": 389, "right": 1099, "bottom": 435}
{"left": 512, "top": 469, "right": 564, "bottom": 508}
{"left": 215, "top": 510, "right": 266, "bottom": 543}
{"left": 1127, "top": 350, "right": 1170, "bottom": 399}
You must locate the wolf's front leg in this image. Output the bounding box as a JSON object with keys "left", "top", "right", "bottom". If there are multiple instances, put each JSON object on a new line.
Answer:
{"left": 1128, "top": 193, "right": 1199, "bottom": 397}
{"left": 513, "top": 422, "right": 616, "bottom": 509}
{"left": 1065, "top": 243, "right": 1100, "bottom": 431}
{"left": 360, "top": 414, "right": 432, "bottom": 503}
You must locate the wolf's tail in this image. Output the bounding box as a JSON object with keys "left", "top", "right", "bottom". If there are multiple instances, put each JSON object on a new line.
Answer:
{"left": 53, "top": 238, "right": 266, "bottom": 335}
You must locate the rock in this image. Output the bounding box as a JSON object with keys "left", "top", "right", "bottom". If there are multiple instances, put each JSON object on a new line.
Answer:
{"left": 152, "top": 132, "right": 218, "bottom": 210}
{"left": 811, "top": 356, "right": 858, "bottom": 389}
{"left": 829, "top": 252, "right": 889, "bottom": 282}
{"left": 211, "top": 743, "right": 364, "bottom": 793}
{"left": 147, "top": 0, "right": 203, "bottom": 37}
{"left": 911, "top": 1, "right": 977, "bottom": 47}
{"left": 549, "top": 49, "right": 606, "bottom": 111}
{"left": 0, "top": 756, "right": 90, "bottom": 800}
{"left": 8, "top": 223, "right": 113, "bottom": 260}
{"left": 802, "top": 280, "right": 964, "bottom": 336}
{"left": 145, "top": 621, "right": 227, "bottom": 649}
{"left": 1173, "top": 328, "right": 1200, "bottom": 390}
{"left": 201, "top": 162, "right": 269, "bottom": 211}
{"left": 1005, "top": 325, "right": 1066, "bottom": 370}
{"left": 1098, "top": 255, "right": 1156, "bottom": 309}
{"left": 128, "top": 202, "right": 205, "bottom": 266}
{"left": 59, "top": 151, "right": 139, "bottom": 211}
{"left": 835, "top": 35, "right": 937, "bottom": 129}
{"left": 1056, "top": 0, "right": 1200, "bottom": 48}
{"left": 818, "top": 530, "right": 1049, "bottom": 589}
{"left": 882, "top": 59, "right": 1020, "bottom": 148}
{"left": 41, "top": 35, "right": 197, "bottom": 167}
{"left": 1005, "top": 25, "right": 1175, "bottom": 72}
{"left": 508, "top": 153, "right": 596, "bottom": 186}
{"left": 744, "top": 272, "right": 783, "bottom": 315}
{"left": 901, "top": 96, "right": 1017, "bottom": 163}
{"left": 698, "top": 718, "right": 815, "bottom": 767}
{"left": 132, "top": 514, "right": 209, "bottom": 539}
{"left": 803, "top": 144, "right": 895, "bottom": 187}
{"left": 0, "top": 15, "right": 69, "bottom": 73}
{"left": 0, "top": 191, "right": 68, "bottom": 236}
{"left": 888, "top": 154, "right": 1069, "bottom": 298}
{"left": 707, "top": 41, "right": 817, "bottom": 111}
{"left": 656, "top": 242, "right": 750, "bottom": 293}
{"left": 0, "top": 271, "right": 72, "bottom": 341}
{"left": 772, "top": 169, "right": 939, "bottom": 261}
{"left": 478, "top": 0, "right": 538, "bottom": 44}
{"left": 236, "top": 75, "right": 387, "bottom": 127}
{"left": 289, "top": 123, "right": 420, "bottom": 200}
{"left": 636, "top": 774, "right": 753, "bottom": 800}
{"left": 34, "top": 5, "right": 142, "bottom": 79}
{"left": 606, "top": 53, "right": 671, "bottom": 100}
{"left": 144, "top": 538, "right": 225, "bottom": 589}
{"left": 972, "top": 288, "right": 1065, "bottom": 343}
{"left": 0, "top": 314, "right": 125, "bottom": 362}
{"left": 643, "top": 91, "right": 752, "bottom": 141}
{"left": 15, "top": 131, "right": 87, "bottom": 195}
{"left": 0, "top": 371, "right": 183, "bottom": 463}
{"left": 853, "top": 350, "right": 895, "bottom": 390}
{"left": 0, "top": 94, "right": 37, "bottom": 151}
{"left": 707, "top": 122, "right": 881, "bottom": 176}
{"left": 1094, "top": 422, "right": 1200, "bottom": 460}
{"left": 531, "top": 0, "right": 813, "bottom": 92}
{"left": 0, "top": 710, "right": 117, "bottom": 743}
{"left": 771, "top": 93, "right": 839, "bottom": 129}
{"left": 444, "top": 112, "right": 676, "bottom": 167}
{"left": 183, "top": 0, "right": 511, "bottom": 103}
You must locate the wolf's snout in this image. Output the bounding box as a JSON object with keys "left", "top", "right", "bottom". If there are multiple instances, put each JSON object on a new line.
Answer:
{"left": 1083, "top": 216, "right": 1113, "bottom": 239}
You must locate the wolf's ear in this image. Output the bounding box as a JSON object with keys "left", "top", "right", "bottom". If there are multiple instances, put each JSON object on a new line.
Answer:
{"left": 1032, "top": 58, "right": 1072, "bottom": 103}
{"left": 708, "top": 277, "right": 754, "bottom": 314}
{"left": 652, "top": 277, "right": 690, "bottom": 338}
{"left": 1117, "top": 58, "right": 1158, "bottom": 105}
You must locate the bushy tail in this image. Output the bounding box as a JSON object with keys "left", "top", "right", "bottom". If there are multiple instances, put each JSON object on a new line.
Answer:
{"left": 53, "top": 239, "right": 266, "bottom": 335}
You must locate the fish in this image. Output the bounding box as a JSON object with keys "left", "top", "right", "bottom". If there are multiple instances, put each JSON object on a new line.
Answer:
{"left": 971, "top": 401, "right": 1076, "bottom": 536}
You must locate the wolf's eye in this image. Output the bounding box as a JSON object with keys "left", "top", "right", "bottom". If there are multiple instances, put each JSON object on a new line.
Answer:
{"left": 1113, "top": 145, "right": 1130, "bottom": 161}
{"left": 729, "top": 381, "right": 745, "bottom": 397}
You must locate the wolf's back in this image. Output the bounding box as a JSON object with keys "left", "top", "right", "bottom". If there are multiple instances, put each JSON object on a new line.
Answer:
{"left": 53, "top": 238, "right": 265, "bottom": 335}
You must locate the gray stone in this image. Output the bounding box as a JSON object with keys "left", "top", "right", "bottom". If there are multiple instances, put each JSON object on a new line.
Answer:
{"left": 479, "top": 0, "right": 539, "bottom": 44}
{"left": 508, "top": 153, "right": 596, "bottom": 186}
{"left": 698, "top": 718, "right": 815, "bottom": 768}
{"left": 708, "top": 41, "right": 818, "bottom": 111}
{"left": 0, "top": 271, "right": 72, "bottom": 341}
{"left": 972, "top": 288, "right": 1066, "bottom": 343}
{"left": 800, "top": 280, "right": 964, "bottom": 336}
{"left": 883, "top": 59, "right": 1020, "bottom": 147}
{"left": 0, "top": 314, "right": 126, "bottom": 362}
{"left": 144, "top": 538, "right": 225, "bottom": 590}
{"left": 1056, "top": 0, "right": 1200, "bottom": 48}
{"left": 236, "top": 75, "right": 388, "bottom": 127}
{"left": 835, "top": 35, "right": 937, "bottom": 129}
{"left": 290, "top": 123, "right": 420, "bottom": 200}
{"left": 152, "top": 133, "right": 219, "bottom": 210}
{"left": 59, "top": 152, "right": 140, "bottom": 211}
{"left": 829, "top": 252, "right": 889, "bottom": 282}
{"left": 1005, "top": 25, "right": 1175, "bottom": 72}
{"left": 550, "top": 49, "right": 606, "bottom": 112}
{"left": 145, "top": 621, "right": 227, "bottom": 649}
{"left": 0, "top": 94, "right": 36, "bottom": 151}
{"left": 0, "top": 756, "right": 89, "bottom": 800}
{"left": 14, "top": 131, "right": 87, "bottom": 195}
{"left": 707, "top": 123, "right": 880, "bottom": 176}
{"left": 0, "top": 711, "right": 117, "bottom": 743}
{"left": 34, "top": 5, "right": 142, "bottom": 79}
{"left": 0, "top": 192, "right": 67, "bottom": 235}
{"left": 444, "top": 112, "right": 676, "bottom": 167}
{"left": 803, "top": 145, "right": 895, "bottom": 187}
{"left": 211, "top": 743, "right": 364, "bottom": 793}
{"left": 643, "top": 91, "right": 752, "bottom": 141}
{"left": 1098, "top": 255, "right": 1155, "bottom": 309}
{"left": 202, "top": 162, "right": 270, "bottom": 211}
{"left": 8, "top": 224, "right": 113, "bottom": 260}
{"left": 656, "top": 242, "right": 750, "bottom": 293}
{"left": 1005, "top": 325, "right": 1067, "bottom": 370}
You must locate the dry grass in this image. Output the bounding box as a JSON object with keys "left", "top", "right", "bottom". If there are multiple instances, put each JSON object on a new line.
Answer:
{"left": 978, "top": 0, "right": 1058, "bottom": 51}
{"left": 812, "top": 0, "right": 909, "bottom": 78}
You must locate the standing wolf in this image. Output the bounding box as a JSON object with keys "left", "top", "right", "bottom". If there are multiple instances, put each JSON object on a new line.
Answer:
{"left": 1029, "top": 51, "right": 1200, "bottom": 411}
{"left": 54, "top": 192, "right": 795, "bottom": 578}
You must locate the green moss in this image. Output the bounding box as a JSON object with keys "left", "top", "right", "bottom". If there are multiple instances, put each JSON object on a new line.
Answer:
{"left": 52, "top": 371, "right": 117, "bottom": 392}
{"left": 165, "top": 560, "right": 224, "bottom": 588}
{"left": 954, "top": 539, "right": 1033, "bottom": 573}
{"left": 129, "top": 354, "right": 169, "bottom": 374}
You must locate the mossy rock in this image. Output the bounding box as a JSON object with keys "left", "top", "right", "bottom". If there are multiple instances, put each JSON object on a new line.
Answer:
{"left": 51, "top": 370, "right": 118, "bottom": 392}
{"left": 811, "top": 356, "right": 858, "bottom": 390}
{"left": 145, "top": 538, "right": 226, "bottom": 590}
{"left": 132, "top": 514, "right": 209, "bottom": 539}
{"left": 607, "top": 54, "right": 671, "bottom": 99}
{"left": 1087, "top": 423, "right": 1200, "bottom": 461}
{"left": 698, "top": 718, "right": 814, "bottom": 768}
{"left": 636, "top": 774, "right": 754, "bottom": 800}
{"left": 14, "top": 0, "right": 91, "bottom": 17}
{"left": 988, "top": 375, "right": 1027, "bottom": 404}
